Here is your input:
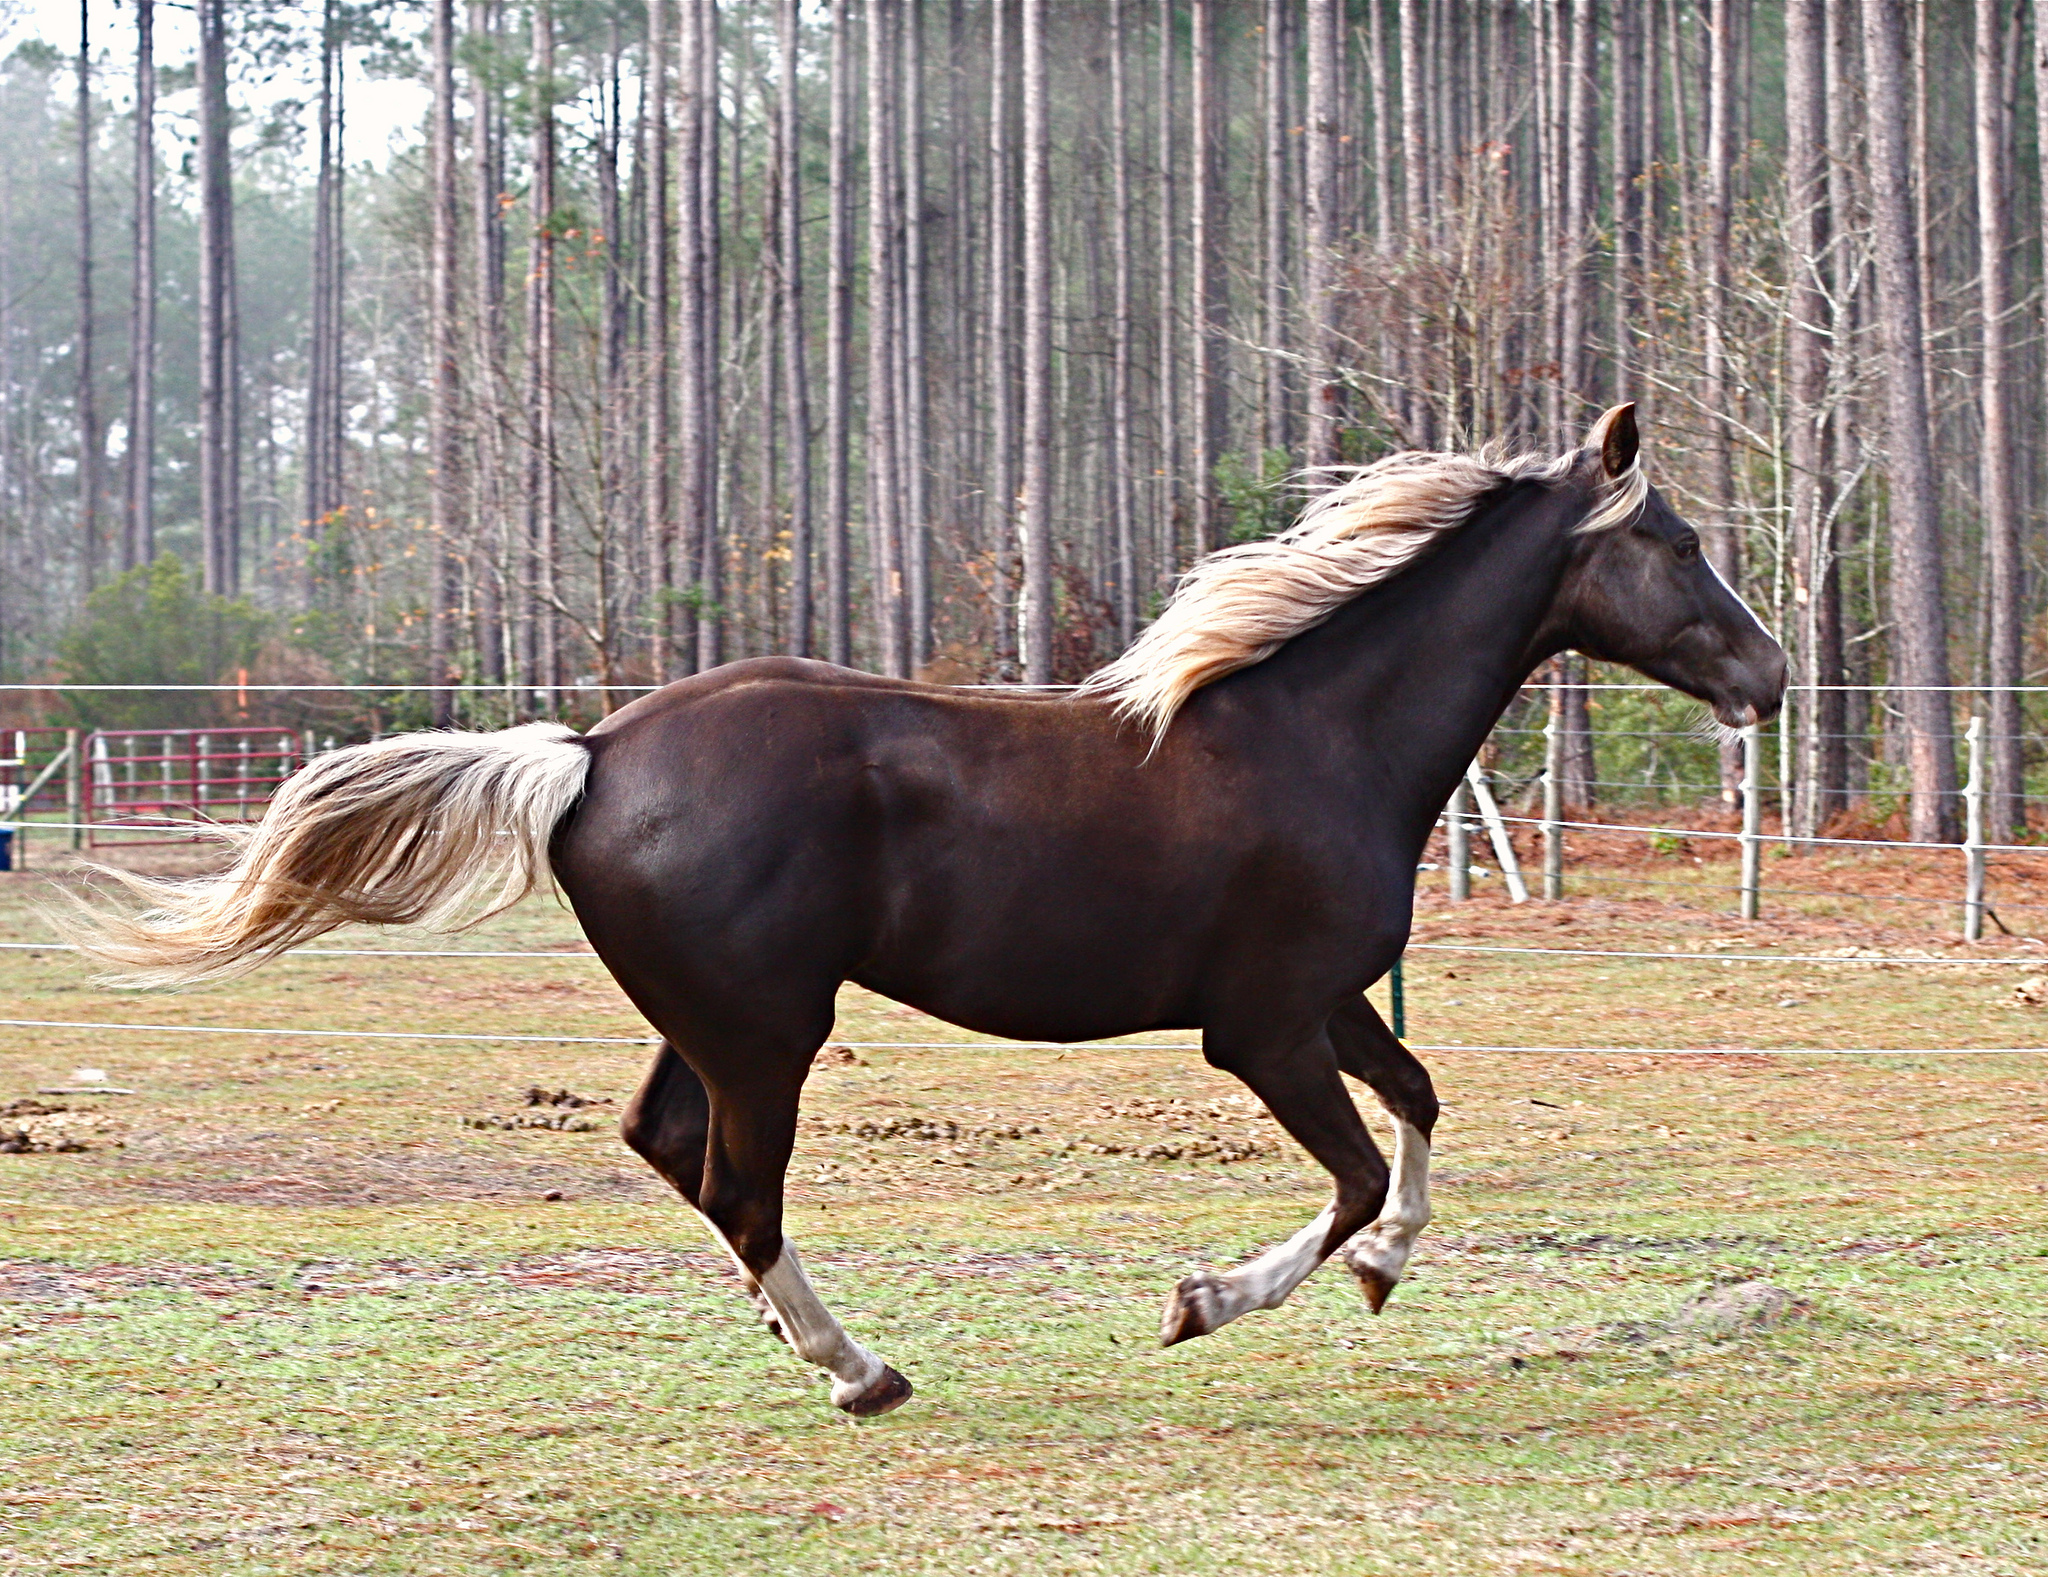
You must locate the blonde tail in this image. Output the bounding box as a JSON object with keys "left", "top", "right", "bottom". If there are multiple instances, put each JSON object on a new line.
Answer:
{"left": 63, "top": 722, "right": 593, "bottom": 988}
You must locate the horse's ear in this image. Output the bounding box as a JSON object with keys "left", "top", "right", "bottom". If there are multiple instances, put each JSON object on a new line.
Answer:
{"left": 1585, "top": 403, "right": 1640, "bottom": 478}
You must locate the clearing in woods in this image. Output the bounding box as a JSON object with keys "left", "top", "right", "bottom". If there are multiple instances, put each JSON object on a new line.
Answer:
{"left": 1, "top": 842, "right": 2045, "bottom": 1575}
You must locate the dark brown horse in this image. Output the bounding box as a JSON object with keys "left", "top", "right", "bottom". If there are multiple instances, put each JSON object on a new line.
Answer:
{"left": 71, "top": 406, "right": 1784, "bottom": 1416}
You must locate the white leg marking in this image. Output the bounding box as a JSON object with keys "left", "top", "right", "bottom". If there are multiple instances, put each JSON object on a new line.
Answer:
{"left": 1163, "top": 1203, "right": 1340, "bottom": 1343}
{"left": 694, "top": 1211, "right": 896, "bottom": 1409}
{"left": 1225, "top": 1203, "right": 1341, "bottom": 1314}
{"left": 755, "top": 1243, "right": 892, "bottom": 1407}
{"left": 1344, "top": 1117, "right": 1432, "bottom": 1295}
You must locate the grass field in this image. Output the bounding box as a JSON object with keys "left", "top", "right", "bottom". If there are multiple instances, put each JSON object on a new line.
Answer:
{"left": 3, "top": 840, "right": 2047, "bottom": 1575}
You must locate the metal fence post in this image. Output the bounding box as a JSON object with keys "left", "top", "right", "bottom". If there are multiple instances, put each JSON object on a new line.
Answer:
{"left": 1963, "top": 714, "right": 1986, "bottom": 941}
{"left": 1465, "top": 760, "right": 1529, "bottom": 903}
{"left": 1446, "top": 779, "right": 1470, "bottom": 901}
{"left": 1542, "top": 714, "right": 1564, "bottom": 900}
{"left": 65, "top": 729, "right": 81, "bottom": 850}
{"left": 1739, "top": 723, "right": 1761, "bottom": 921}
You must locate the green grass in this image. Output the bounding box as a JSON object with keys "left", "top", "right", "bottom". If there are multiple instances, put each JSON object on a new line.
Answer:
{"left": 4, "top": 855, "right": 2047, "bottom": 1574}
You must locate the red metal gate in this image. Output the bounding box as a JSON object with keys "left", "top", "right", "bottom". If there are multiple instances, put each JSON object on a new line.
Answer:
{"left": 87, "top": 729, "right": 303, "bottom": 846}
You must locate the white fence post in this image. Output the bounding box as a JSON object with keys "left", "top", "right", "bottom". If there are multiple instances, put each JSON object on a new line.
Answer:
{"left": 1739, "top": 723, "right": 1762, "bottom": 921}
{"left": 1542, "top": 714, "right": 1564, "bottom": 900}
{"left": 1465, "top": 761, "right": 1528, "bottom": 904}
{"left": 1446, "top": 779, "right": 1470, "bottom": 901}
{"left": 1964, "top": 714, "right": 1986, "bottom": 942}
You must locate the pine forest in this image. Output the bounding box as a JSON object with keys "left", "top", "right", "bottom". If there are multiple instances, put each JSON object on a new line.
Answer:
{"left": 4, "top": 0, "right": 2044, "bottom": 841}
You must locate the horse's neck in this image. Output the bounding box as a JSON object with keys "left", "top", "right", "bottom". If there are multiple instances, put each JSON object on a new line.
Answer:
{"left": 1214, "top": 491, "right": 1574, "bottom": 836}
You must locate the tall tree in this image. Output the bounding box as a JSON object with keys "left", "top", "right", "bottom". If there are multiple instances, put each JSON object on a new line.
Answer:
{"left": 988, "top": 0, "right": 1018, "bottom": 664}
{"left": 1861, "top": 0, "right": 1956, "bottom": 840}
{"left": 1303, "top": 0, "right": 1338, "bottom": 470}
{"left": 469, "top": 0, "right": 508, "bottom": 686}
{"left": 1786, "top": 0, "right": 1844, "bottom": 839}
{"left": 75, "top": 0, "right": 98, "bottom": 590}
{"left": 427, "top": 0, "right": 460, "bottom": 724}
{"left": 196, "top": 0, "right": 238, "bottom": 596}
{"left": 693, "top": 0, "right": 722, "bottom": 671}
{"left": 1259, "top": 0, "right": 1287, "bottom": 458}
{"left": 123, "top": 0, "right": 153, "bottom": 570}
{"left": 826, "top": 0, "right": 854, "bottom": 665}
{"left": 1976, "top": 0, "right": 2020, "bottom": 840}
{"left": 901, "top": 0, "right": 931, "bottom": 669}
{"left": 1188, "top": 0, "right": 1219, "bottom": 551}
{"left": 305, "top": 0, "right": 344, "bottom": 576}
{"left": 1020, "top": 0, "right": 1051, "bottom": 682}
{"left": 525, "top": 0, "right": 559, "bottom": 694}
{"left": 779, "top": 0, "right": 812, "bottom": 657}
{"left": 866, "top": 0, "right": 906, "bottom": 675}
{"left": 645, "top": 0, "right": 673, "bottom": 679}
{"left": 1109, "top": 0, "right": 1136, "bottom": 643}
{"left": 1155, "top": 0, "right": 1178, "bottom": 581}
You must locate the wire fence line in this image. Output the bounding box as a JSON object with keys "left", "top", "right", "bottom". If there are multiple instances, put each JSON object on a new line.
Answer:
{"left": 2, "top": 1016, "right": 2044, "bottom": 1058}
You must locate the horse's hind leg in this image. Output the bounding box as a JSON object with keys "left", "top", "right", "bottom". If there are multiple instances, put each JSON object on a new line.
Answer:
{"left": 619, "top": 997, "right": 911, "bottom": 1416}
{"left": 1160, "top": 1021, "right": 1390, "bottom": 1345}
{"left": 1327, "top": 994, "right": 1439, "bottom": 1311}
{"left": 620, "top": 1044, "right": 786, "bottom": 1341}
{"left": 692, "top": 1051, "right": 912, "bottom": 1416}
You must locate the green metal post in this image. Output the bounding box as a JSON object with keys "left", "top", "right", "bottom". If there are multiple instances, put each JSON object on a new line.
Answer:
{"left": 1390, "top": 954, "right": 1405, "bottom": 1041}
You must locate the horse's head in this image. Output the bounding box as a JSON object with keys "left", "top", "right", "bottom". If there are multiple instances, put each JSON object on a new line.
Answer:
{"left": 1542, "top": 404, "right": 1787, "bottom": 728}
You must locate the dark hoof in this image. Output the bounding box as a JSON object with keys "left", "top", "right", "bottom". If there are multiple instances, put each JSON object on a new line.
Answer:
{"left": 835, "top": 1364, "right": 914, "bottom": 1417}
{"left": 1160, "top": 1270, "right": 1230, "bottom": 1347}
{"left": 1349, "top": 1259, "right": 1396, "bottom": 1315}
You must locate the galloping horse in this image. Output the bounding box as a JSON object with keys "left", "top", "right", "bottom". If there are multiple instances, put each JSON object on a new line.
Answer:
{"left": 72, "top": 405, "right": 1785, "bottom": 1417}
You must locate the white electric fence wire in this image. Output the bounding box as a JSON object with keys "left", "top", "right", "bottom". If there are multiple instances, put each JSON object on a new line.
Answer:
{"left": 1, "top": 1015, "right": 2045, "bottom": 1055}
{"left": 8, "top": 938, "right": 2048, "bottom": 966}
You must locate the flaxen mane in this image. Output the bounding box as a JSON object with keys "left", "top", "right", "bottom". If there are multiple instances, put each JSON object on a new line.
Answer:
{"left": 1079, "top": 444, "right": 1648, "bottom": 741}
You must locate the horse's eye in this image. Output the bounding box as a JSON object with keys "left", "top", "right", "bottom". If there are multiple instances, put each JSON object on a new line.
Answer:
{"left": 1674, "top": 536, "right": 1700, "bottom": 561}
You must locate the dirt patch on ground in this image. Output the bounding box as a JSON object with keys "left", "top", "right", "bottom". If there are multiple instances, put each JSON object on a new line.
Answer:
{"left": 100, "top": 1128, "right": 660, "bottom": 1207}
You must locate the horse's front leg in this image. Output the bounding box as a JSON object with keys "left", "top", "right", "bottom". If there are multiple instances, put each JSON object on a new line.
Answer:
{"left": 1327, "top": 994, "right": 1439, "bottom": 1311}
{"left": 1160, "top": 1021, "right": 1390, "bottom": 1345}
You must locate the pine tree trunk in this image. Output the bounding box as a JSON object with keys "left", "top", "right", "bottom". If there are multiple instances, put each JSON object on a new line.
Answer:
{"left": 1020, "top": 0, "right": 1053, "bottom": 683}
{"left": 526, "top": 0, "right": 560, "bottom": 695}
{"left": 866, "top": 0, "right": 906, "bottom": 676}
{"left": 1977, "top": 0, "right": 2020, "bottom": 841}
{"left": 1367, "top": 0, "right": 1392, "bottom": 254}
{"left": 306, "top": 0, "right": 341, "bottom": 584}
{"left": 826, "top": 0, "right": 854, "bottom": 665}
{"left": 1304, "top": 0, "right": 1339, "bottom": 469}
{"left": 196, "top": 0, "right": 237, "bottom": 596}
{"left": 1786, "top": 0, "right": 1843, "bottom": 840}
{"left": 1188, "top": 0, "right": 1220, "bottom": 550}
{"left": 1703, "top": 0, "right": 1742, "bottom": 802}
{"left": 989, "top": 0, "right": 1018, "bottom": 666}
{"left": 901, "top": 0, "right": 931, "bottom": 669}
{"left": 779, "top": 0, "right": 813, "bottom": 657}
{"left": 1155, "top": 0, "right": 1179, "bottom": 581}
{"left": 1109, "top": 0, "right": 1136, "bottom": 645}
{"left": 76, "top": 0, "right": 98, "bottom": 593}
{"left": 1860, "top": 0, "right": 1957, "bottom": 841}
{"left": 1260, "top": 0, "right": 1288, "bottom": 459}
{"left": 427, "top": 0, "right": 461, "bottom": 724}
{"left": 644, "top": 0, "right": 673, "bottom": 681}
{"left": 125, "top": 0, "right": 154, "bottom": 570}
{"left": 695, "top": 0, "right": 723, "bottom": 671}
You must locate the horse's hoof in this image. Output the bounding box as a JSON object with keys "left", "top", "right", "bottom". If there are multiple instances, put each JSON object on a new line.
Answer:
{"left": 834, "top": 1364, "right": 914, "bottom": 1417}
{"left": 1160, "top": 1269, "right": 1230, "bottom": 1347}
{"left": 1346, "top": 1254, "right": 1397, "bottom": 1315}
